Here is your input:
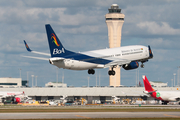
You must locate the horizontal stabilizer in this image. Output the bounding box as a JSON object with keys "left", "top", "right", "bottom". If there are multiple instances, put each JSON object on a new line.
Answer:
{"left": 22, "top": 55, "right": 49, "bottom": 61}
{"left": 143, "top": 90, "right": 156, "bottom": 95}
{"left": 31, "top": 51, "right": 50, "bottom": 56}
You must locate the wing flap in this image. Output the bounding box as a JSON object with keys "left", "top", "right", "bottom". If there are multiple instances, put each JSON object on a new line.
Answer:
{"left": 104, "top": 59, "right": 131, "bottom": 68}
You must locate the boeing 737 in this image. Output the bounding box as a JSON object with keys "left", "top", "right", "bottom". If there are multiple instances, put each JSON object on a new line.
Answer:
{"left": 23, "top": 24, "right": 153, "bottom": 76}
{"left": 142, "top": 75, "right": 180, "bottom": 105}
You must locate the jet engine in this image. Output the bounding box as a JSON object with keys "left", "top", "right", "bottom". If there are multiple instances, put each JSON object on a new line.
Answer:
{"left": 123, "top": 61, "right": 139, "bottom": 70}
{"left": 14, "top": 97, "right": 21, "bottom": 103}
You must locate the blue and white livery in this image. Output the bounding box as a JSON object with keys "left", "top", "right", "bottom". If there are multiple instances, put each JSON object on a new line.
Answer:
{"left": 23, "top": 24, "right": 153, "bottom": 76}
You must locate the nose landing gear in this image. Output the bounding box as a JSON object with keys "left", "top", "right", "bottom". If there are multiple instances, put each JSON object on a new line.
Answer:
{"left": 141, "top": 63, "right": 144, "bottom": 68}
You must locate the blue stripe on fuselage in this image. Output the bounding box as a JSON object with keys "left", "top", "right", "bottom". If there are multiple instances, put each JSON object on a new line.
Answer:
{"left": 63, "top": 53, "right": 112, "bottom": 64}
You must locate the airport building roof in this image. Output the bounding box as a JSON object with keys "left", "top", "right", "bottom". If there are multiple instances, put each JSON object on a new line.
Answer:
{"left": 0, "top": 87, "right": 179, "bottom": 97}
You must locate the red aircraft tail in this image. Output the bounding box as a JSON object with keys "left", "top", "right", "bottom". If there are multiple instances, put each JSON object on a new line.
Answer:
{"left": 142, "top": 75, "right": 154, "bottom": 92}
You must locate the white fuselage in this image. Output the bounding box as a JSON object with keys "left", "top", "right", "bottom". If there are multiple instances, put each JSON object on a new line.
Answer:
{"left": 156, "top": 91, "right": 180, "bottom": 101}
{"left": 51, "top": 45, "right": 149, "bottom": 70}
{"left": 0, "top": 91, "right": 23, "bottom": 98}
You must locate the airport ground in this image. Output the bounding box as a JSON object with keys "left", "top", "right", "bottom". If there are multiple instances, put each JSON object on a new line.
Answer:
{"left": 0, "top": 104, "right": 180, "bottom": 119}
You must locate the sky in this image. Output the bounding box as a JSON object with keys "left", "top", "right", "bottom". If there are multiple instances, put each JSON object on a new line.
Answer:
{"left": 0, "top": 0, "right": 180, "bottom": 87}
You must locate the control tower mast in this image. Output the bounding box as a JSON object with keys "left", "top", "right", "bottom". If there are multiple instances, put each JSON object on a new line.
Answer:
{"left": 105, "top": 4, "right": 125, "bottom": 86}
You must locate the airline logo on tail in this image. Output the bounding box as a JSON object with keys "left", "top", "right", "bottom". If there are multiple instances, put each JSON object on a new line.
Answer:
{"left": 53, "top": 48, "right": 65, "bottom": 55}
{"left": 156, "top": 92, "right": 160, "bottom": 97}
{"left": 51, "top": 33, "right": 60, "bottom": 47}
{"left": 25, "top": 44, "right": 29, "bottom": 49}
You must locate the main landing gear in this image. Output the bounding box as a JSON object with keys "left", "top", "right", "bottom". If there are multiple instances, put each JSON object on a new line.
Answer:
{"left": 108, "top": 66, "right": 116, "bottom": 76}
{"left": 88, "top": 68, "right": 116, "bottom": 76}
{"left": 88, "top": 69, "right": 95, "bottom": 75}
{"left": 141, "top": 63, "right": 144, "bottom": 68}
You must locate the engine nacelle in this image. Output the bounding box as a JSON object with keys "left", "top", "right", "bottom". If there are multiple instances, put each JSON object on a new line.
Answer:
{"left": 123, "top": 61, "right": 139, "bottom": 70}
{"left": 14, "top": 97, "right": 21, "bottom": 103}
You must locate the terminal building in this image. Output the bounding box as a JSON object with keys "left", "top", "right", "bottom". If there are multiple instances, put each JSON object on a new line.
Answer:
{"left": 0, "top": 77, "right": 179, "bottom": 104}
{"left": 0, "top": 86, "right": 179, "bottom": 104}
{"left": 150, "top": 81, "right": 168, "bottom": 87}
{"left": 0, "top": 78, "right": 27, "bottom": 88}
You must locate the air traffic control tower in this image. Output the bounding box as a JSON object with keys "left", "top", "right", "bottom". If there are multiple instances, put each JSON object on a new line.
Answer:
{"left": 105, "top": 4, "right": 125, "bottom": 86}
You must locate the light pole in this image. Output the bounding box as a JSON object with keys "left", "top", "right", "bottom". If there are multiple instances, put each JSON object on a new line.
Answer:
{"left": 173, "top": 73, "right": 176, "bottom": 87}
{"left": 99, "top": 72, "right": 101, "bottom": 87}
{"left": 56, "top": 68, "right": 58, "bottom": 85}
{"left": 27, "top": 72, "right": 29, "bottom": 87}
{"left": 31, "top": 75, "right": 34, "bottom": 87}
{"left": 171, "top": 79, "right": 173, "bottom": 87}
{"left": 88, "top": 77, "right": 89, "bottom": 87}
{"left": 19, "top": 69, "right": 21, "bottom": 78}
{"left": 35, "top": 76, "right": 37, "bottom": 87}
{"left": 178, "top": 66, "right": 180, "bottom": 86}
{"left": 96, "top": 73, "right": 97, "bottom": 87}
{"left": 62, "top": 71, "right": 64, "bottom": 83}
{"left": 136, "top": 69, "right": 137, "bottom": 87}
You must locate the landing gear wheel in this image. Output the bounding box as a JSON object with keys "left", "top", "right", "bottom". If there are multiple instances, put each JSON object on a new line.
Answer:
{"left": 108, "top": 70, "right": 115, "bottom": 76}
{"left": 141, "top": 64, "right": 144, "bottom": 68}
{"left": 112, "top": 71, "right": 115, "bottom": 75}
{"left": 92, "top": 69, "right": 95, "bottom": 74}
{"left": 88, "top": 69, "right": 95, "bottom": 75}
{"left": 108, "top": 71, "right": 112, "bottom": 75}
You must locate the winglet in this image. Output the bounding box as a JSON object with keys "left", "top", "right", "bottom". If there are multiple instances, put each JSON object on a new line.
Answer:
{"left": 148, "top": 45, "right": 153, "bottom": 59}
{"left": 24, "top": 40, "right": 32, "bottom": 52}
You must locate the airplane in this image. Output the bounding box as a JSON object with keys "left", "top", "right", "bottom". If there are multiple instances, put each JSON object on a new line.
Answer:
{"left": 0, "top": 91, "right": 25, "bottom": 103}
{"left": 60, "top": 95, "right": 68, "bottom": 104}
{"left": 23, "top": 24, "right": 153, "bottom": 76}
{"left": 142, "top": 75, "right": 180, "bottom": 105}
{"left": 106, "top": 96, "right": 120, "bottom": 104}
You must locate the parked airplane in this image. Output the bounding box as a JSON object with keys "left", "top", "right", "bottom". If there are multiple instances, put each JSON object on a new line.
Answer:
{"left": 106, "top": 96, "right": 120, "bottom": 104}
{"left": 0, "top": 91, "right": 25, "bottom": 103}
{"left": 142, "top": 75, "right": 180, "bottom": 105}
{"left": 24, "top": 24, "right": 153, "bottom": 76}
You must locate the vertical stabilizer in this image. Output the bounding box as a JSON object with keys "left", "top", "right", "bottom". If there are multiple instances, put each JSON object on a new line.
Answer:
{"left": 142, "top": 75, "right": 154, "bottom": 92}
{"left": 45, "top": 24, "right": 74, "bottom": 57}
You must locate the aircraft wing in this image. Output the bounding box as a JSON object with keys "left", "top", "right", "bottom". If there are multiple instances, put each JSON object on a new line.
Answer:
{"left": 168, "top": 97, "right": 180, "bottom": 101}
{"left": 104, "top": 59, "right": 131, "bottom": 68}
{"left": 24, "top": 40, "right": 50, "bottom": 56}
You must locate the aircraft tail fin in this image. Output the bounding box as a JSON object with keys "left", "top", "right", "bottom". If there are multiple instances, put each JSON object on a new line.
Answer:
{"left": 45, "top": 24, "right": 74, "bottom": 57}
{"left": 142, "top": 75, "right": 154, "bottom": 92}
